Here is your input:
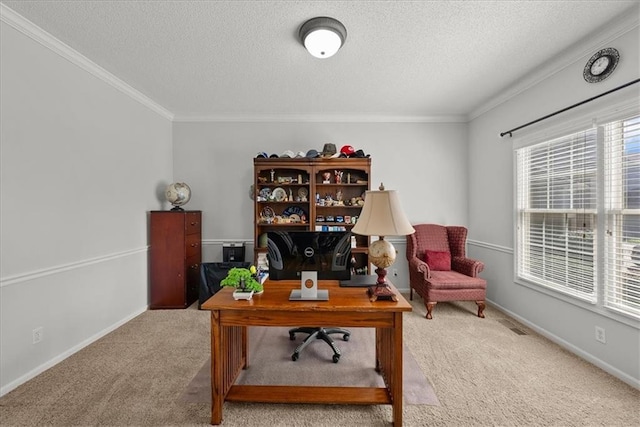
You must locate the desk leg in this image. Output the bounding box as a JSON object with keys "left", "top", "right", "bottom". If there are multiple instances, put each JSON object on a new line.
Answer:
{"left": 392, "top": 312, "right": 403, "bottom": 427}
{"left": 375, "top": 327, "right": 381, "bottom": 373}
{"left": 210, "top": 310, "right": 223, "bottom": 425}
{"left": 242, "top": 326, "right": 248, "bottom": 368}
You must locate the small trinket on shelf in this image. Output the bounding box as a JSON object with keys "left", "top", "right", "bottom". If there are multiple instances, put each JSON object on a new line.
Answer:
{"left": 334, "top": 170, "right": 343, "bottom": 184}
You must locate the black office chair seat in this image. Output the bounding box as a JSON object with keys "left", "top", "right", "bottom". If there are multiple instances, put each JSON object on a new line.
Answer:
{"left": 289, "top": 326, "right": 350, "bottom": 363}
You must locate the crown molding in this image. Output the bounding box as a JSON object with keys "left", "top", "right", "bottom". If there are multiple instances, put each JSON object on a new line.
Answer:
{"left": 469, "top": 6, "right": 639, "bottom": 121}
{"left": 172, "top": 113, "right": 467, "bottom": 123}
{"left": 0, "top": 4, "right": 174, "bottom": 121}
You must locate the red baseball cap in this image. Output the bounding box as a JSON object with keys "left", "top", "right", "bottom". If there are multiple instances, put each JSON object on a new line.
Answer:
{"left": 340, "top": 145, "right": 355, "bottom": 156}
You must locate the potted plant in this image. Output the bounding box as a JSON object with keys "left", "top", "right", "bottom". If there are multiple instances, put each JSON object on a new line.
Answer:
{"left": 221, "top": 266, "right": 264, "bottom": 300}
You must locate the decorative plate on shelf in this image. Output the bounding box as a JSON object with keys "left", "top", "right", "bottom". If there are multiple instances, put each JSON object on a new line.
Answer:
{"left": 259, "top": 187, "right": 271, "bottom": 199}
{"left": 298, "top": 187, "right": 309, "bottom": 199}
{"left": 288, "top": 214, "right": 301, "bottom": 222}
{"left": 260, "top": 206, "right": 275, "bottom": 219}
{"left": 283, "top": 206, "right": 307, "bottom": 221}
{"left": 272, "top": 187, "right": 287, "bottom": 202}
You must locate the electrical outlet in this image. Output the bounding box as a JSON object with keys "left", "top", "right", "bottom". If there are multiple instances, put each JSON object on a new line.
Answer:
{"left": 393, "top": 269, "right": 398, "bottom": 277}
{"left": 595, "top": 326, "right": 606, "bottom": 344}
{"left": 32, "top": 327, "right": 43, "bottom": 344}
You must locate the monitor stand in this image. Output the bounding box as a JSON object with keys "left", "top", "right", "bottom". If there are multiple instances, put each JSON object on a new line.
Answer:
{"left": 289, "top": 289, "right": 329, "bottom": 301}
{"left": 289, "top": 271, "right": 329, "bottom": 301}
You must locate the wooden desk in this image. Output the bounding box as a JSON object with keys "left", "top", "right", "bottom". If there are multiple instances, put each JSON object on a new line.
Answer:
{"left": 200, "top": 279, "right": 412, "bottom": 426}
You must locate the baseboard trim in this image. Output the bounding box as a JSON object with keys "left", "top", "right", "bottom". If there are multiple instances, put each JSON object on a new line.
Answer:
{"left": 0, "top": 305, "right": 147, "bottom": 397}
{"left": 488, "top": 300, "right": 640, "bottom": 390}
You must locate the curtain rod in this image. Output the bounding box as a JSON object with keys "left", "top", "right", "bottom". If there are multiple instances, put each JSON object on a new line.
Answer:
{"left": 500, "top": 78, "right": 640, "bottom": 138}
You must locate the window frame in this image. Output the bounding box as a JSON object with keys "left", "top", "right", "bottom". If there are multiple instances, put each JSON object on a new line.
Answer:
{"left": 516, "top": 128, "right": 598, "bottom": 303}
{"left": 512, "top": 100, "right": 640, "bottom": 328}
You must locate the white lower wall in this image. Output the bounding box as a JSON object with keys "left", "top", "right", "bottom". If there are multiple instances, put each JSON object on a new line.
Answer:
{"left": 0, "top": 18, "right": 173, "bottom": 394}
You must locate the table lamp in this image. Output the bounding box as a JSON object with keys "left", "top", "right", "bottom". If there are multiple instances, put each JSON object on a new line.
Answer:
{"left": 351, "top": 183, "right": 415, "bottom": 301}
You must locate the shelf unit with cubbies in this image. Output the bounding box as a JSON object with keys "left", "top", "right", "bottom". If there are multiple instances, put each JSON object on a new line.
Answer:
{"left": 253, "top": 157, "right": 371, "bottom": 275}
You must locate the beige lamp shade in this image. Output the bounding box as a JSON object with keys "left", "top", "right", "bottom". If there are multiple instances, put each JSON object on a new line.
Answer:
{"left": 351, "top": 187, "right": 415, "bottom": 237}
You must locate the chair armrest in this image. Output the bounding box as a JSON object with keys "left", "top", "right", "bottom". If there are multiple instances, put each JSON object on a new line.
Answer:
{"left": 409, "top": 256, "right": 431, "bottom": 279}
{"left": 452, "top": 257, "right": 485, "bottom": 277}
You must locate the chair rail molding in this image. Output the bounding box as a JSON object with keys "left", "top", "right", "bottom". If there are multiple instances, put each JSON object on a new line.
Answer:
{"left": 0, "top": 246, "right": 149, "bottom": 287}
{"left": 467, "top": 239, "right": 513, "bottom": 254}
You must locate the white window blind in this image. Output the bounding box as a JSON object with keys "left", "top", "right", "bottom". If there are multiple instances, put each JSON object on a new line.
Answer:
{"left": 604, "top": 116, "right": 640, "bottom": 317}
{"left": 517, "top": 129, "right": 597, "bottom": 301}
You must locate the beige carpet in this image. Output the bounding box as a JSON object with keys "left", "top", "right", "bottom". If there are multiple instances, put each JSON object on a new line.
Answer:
{"left": 1, "top": 296, "right": 639, "bottom": 426}
{"left": 180, "top": 326, "right": 439, "bottom": 406}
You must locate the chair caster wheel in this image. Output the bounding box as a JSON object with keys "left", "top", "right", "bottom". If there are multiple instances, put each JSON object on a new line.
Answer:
{"left": 332, "top": 354, "right": 340, "bottom": 363}
{"left": 292, "top": 353, "right": 299, "bottom": 361}
{"left": 289, "top": 333, "right": 295, "bottom": 340}
{"left": 343, "top": 334, "right": 350, "bottom": 341}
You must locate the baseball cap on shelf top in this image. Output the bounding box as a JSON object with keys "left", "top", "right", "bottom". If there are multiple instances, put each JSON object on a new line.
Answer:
{"left": 340, "top": 145, "right": 355, "bottom": 156}
{"left": 295, "top": 151, "right": 306, "bottom": 158}
{"left": 321, "top": 143, "right": 340, "bottom": 158}
{"left": 352, "top": 149, "right": 369, "bottom": 158}
{"left": 256, "top": 152, "right": 268, "bottom": 158}
{"left": 305, "top": 149, "right": 320, "bottom": 158}
{"left": 280, "top": 150, "right": 296, "bottom": 158}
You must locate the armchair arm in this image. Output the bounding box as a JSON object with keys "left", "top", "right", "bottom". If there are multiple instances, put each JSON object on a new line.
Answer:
{"left": 408, "top": 256, "right": 431, "bottom": 280}
{"left": 452, "top": 257, "right": 485, "bottom": 277}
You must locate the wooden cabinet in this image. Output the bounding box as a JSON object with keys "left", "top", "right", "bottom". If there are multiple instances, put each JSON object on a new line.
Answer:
{"left": 253, "top": 157, "right": 371, "bottom": 274}
{"left": 150, "top": 210, "right": 201, "bottom": 309}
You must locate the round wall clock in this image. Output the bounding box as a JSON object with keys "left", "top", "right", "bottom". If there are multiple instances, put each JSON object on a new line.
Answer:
{"left": 583, "top": 47, "right": 619, "bottom": 83}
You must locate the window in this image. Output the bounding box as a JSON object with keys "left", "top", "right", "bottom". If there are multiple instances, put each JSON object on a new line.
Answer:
{"left": 604, "top": 116, "right": 640, "bottom": 317}
{"left": 516, "top": 114, "right": 640, "bottom": 320}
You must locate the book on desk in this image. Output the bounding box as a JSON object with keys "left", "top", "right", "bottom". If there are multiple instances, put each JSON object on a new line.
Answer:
{"left": 339, "top": 275, "right": 377, "bottom": 287}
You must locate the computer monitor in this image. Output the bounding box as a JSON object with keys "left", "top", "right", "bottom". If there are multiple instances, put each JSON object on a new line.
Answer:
{"left": 267, "top": 231, "right": 351, "bottom": 281}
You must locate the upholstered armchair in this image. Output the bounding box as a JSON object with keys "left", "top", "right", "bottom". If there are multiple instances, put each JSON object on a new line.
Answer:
{"left": 406, "top": 224, "right": 486, "bottom": 319}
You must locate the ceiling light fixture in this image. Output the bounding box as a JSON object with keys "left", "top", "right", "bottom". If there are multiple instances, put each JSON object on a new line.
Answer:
{"left": 299, "top": 16, "right": 347, "bottom": 59}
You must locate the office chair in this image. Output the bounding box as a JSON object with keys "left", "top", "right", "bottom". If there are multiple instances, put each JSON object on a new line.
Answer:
{"left": 289, "top": 327, "right": 350, "bottom": 363}
{"left": 289, "top": 234, "right": 352, "bottom": 363}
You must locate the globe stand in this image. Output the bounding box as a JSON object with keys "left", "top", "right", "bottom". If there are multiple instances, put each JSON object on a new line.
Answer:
{"left": 170, "top": 206, "right": 185, "bottom": 211}
{"left": 367, "top": 266, "right": 397, "bottom": 302}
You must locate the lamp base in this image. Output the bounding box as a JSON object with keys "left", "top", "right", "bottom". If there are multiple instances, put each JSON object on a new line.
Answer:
{"left": 367, "top": 284, "right": 397, "bottom": 302}
{"left": 366, "top": 267, "right": 397, "bottom": 302}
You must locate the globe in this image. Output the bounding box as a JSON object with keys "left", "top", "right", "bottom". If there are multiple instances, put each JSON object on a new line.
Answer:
{"left": 369, "top": 238, "right": 396, "bottom": 269}
{"left": 165, "top": 182, "right": 191, "bottom": 211}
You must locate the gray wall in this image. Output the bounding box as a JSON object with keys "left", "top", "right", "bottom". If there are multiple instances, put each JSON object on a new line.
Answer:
{"left": 0, "top": 20, "right": 173, "bottom": 393}
{"left": 467, "top": 25, "right": 640, "bottom": 387}
{"left": 172, "top": 120, "right": 469, "bottom": 272}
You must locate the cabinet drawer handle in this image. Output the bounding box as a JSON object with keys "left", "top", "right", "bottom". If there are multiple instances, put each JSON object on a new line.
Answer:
{"left": 190, "top": 243, "right": 199, "bottom": 248}
{"left": 190, "top": 264, "right": 199, "bottom": 270}
{"left": 190, "top": 222, "right": 198, "bottom": 226}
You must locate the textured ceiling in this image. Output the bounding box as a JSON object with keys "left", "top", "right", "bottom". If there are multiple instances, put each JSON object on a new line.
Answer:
{"left": 2, "top": 1, "right": 638, "bottom": 120}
